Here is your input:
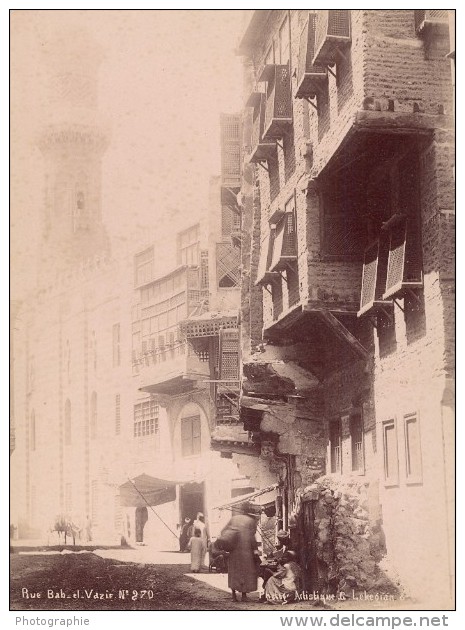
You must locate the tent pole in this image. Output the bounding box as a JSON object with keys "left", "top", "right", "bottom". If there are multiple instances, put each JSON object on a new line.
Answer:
{"left": 125, "top": 476, "right": 179, "bottom": 540}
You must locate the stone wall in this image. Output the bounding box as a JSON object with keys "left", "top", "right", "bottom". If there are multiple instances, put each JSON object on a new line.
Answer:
{"left": 298, "top": 476, "right": 398, "bottom": 595}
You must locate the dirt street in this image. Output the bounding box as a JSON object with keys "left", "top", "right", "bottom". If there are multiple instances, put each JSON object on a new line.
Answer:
{"left": 10, "top": 549, "right": 328, "bottom": 611}
{"left": 11, "top": 548, "right": 424, "bottom": 612}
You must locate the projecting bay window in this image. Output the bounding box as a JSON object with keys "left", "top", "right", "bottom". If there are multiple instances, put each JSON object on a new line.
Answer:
{"left": 295, "top": 12, "right": 328, "bottom": 101}
{"left": 313, "top": 10, "right": 351, "bottom": 67}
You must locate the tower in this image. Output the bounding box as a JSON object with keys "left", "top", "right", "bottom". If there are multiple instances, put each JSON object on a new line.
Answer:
{"left": 37, "top": 27, "right": 110, "bottom": 282}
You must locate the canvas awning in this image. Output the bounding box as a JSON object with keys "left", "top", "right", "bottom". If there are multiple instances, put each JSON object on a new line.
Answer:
{"left": 119, "top": 474, "right": 177, "bottom": 508}
{"left": 213, "top": 483, "right": 279, "bottom": 510}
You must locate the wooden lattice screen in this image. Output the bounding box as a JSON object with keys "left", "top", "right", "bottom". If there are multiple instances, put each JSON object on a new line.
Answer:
{"left": 296, "top": 13, "right": 327, "bottom": 99}
{"left": 314, "top": 10, "right": 351, "bottom": 66}
{"left": 220, "top": 113, "right": 241, "bottom": 189}
{"left": 216, "top": 242, "right": 241, "bottom": 287}
{"left": 219, "top": 328, "right": 240, "bottom": 380}
{"left": 264, "top": 65, "right": 293, "bottom": 137}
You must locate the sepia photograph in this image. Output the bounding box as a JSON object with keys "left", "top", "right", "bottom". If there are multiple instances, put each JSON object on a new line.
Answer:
{"left": 9, "top": 8, "right": 455, "bottom": 616}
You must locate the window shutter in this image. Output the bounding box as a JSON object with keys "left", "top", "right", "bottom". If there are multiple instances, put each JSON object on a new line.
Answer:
{"left": 358, "top": 237, "right": 390, "bottom": 316}
{"left": 295, "top": 13, "right": 327, "bottom": 99}
{"left": 247, "top": 92, "right": 276, "bottom": 163}
{"left": 219, "top": 328, "right": 240, "bottom": 380}
{"left": 313, "top": 10, "right": 351, "bottom": 66}
{"left": 383, "top": 217, "right": 422, "bottom": 300}
{"left": 192, "top": 416, "right": 201, "bottom": 455}
{"left": 263, "top": 65, "right": 293, "bottom": 140}
{"left": 270, "top": 211, "right": 298, "bottom": 272}
{"left": 385, "top": 220, "right": 407, "bottom": 296}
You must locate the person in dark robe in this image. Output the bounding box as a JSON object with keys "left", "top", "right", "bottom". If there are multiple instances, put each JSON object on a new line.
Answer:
{"left": 179, "top": 517, "right": 192, "bottom": 552}
{"left": 220, "top": 502, "right": 260, "bottom": 602}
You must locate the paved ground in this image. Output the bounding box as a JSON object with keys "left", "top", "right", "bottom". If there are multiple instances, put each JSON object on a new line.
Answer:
{"left": 10, "top": 545, "right": 435, "bottom": 612}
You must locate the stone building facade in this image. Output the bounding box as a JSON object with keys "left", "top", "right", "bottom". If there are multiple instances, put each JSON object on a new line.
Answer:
{"left": 10, "top": 31, "right": 248, "bottom": 550}
{"left": 222, "top": 9, "right": 454, "bottom": 604}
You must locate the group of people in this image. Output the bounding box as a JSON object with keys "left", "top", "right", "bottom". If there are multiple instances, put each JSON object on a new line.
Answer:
{"left": 216, "top": 502, "right": 302, "bottom": 604}
{"left": 179, "top": 503, "right": 302, "bottom": 604}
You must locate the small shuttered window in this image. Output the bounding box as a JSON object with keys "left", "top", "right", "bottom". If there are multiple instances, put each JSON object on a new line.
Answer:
{"left": 404, "top": 413, "right": 422, "bottom": 483}
{"left": 383, "top": 420, "right": 399, "bottom": 486}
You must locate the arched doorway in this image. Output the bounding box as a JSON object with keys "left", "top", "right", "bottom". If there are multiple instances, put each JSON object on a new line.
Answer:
{"left": 179, "top": 482, "right": 204, "bottom": 523}
{"left": 135, "top": 506, "right": 148, "bottom": 543}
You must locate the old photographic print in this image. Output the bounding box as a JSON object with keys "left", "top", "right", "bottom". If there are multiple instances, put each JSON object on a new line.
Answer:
{"left": 10, "top": 9, "right": 455, "bottom": 615}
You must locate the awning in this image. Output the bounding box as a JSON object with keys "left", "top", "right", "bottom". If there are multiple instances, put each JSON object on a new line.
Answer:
{"left": 119, "top": 474, "right": 177, "bottom": 508}
{"left": 213, "top": 483, "right": 279, "bottom": 510}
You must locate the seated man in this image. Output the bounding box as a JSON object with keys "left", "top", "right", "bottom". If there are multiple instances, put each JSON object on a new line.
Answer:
{"left": 209, "top": 539, "right": 229, "bottom": 573}
{"left": 258, "top": 530, "right": 293, "bottom": 600}
{"left": 264, "top": 551, "right": 302, "bottom": 605}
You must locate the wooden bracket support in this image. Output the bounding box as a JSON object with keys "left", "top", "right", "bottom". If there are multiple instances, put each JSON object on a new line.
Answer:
{"left": 305, "top": 97, "right": 318, "bottom": 111}
{"left": 393, "top": 298, "right": 405, "bottom": 313}
{"left": 327, "top": 65, "right": 337, "bottom": 79}
{"left": 405, "top": 288, "right": 423, "bottom": 305}
{"left": 257, "top": 161, "right": 269, "bottom": 173}
{"left": 318, "top": 310, "right": 370, "bottom": 358}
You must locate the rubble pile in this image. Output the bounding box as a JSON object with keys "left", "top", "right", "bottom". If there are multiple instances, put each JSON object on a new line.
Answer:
{"left": 300, "top": 476, "right": 397, "bottom": 595}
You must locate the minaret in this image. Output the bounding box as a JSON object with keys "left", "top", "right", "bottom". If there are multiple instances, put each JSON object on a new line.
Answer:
{"left": 37, "top": 27, "right": 110, "bottom": 282}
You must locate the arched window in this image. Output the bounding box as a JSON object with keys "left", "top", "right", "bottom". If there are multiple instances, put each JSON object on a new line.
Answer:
{"left": 90, "top": 392, "right": 97, "bottom": 439}
{"left": 64, "top": 399, "right": 72, "bottom": 445}
{"left": 30, "top": 410, "right": 36, "bottom": 451}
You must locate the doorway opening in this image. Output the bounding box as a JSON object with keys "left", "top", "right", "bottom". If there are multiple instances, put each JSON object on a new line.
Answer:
{"left": 179, "top": 482, "right": 205, "bottom": 523}
{"left": 135, "top": 506, "right": 148, "bottom": 543}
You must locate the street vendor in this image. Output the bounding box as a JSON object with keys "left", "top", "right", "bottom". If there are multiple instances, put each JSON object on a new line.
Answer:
{"left": 258, "top": 529, "right": 292, "bottom": 599}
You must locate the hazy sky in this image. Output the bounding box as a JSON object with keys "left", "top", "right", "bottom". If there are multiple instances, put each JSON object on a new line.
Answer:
{"left": 10, "top": 9, "right": 245, "bottom": 298}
